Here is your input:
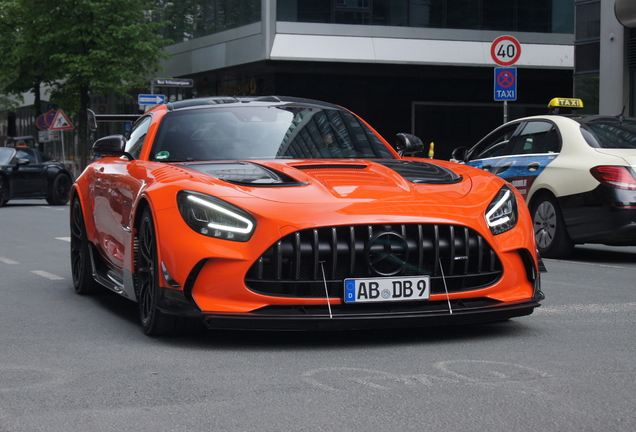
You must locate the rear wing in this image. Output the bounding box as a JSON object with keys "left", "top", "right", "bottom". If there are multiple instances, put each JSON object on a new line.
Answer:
{"left": 87, "top": 109, "right": 141, "bottom": 132}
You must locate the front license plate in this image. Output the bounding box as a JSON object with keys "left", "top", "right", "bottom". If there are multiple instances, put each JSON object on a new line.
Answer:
{"left": 344, "top": 276, "right": 430, "bottom": 303}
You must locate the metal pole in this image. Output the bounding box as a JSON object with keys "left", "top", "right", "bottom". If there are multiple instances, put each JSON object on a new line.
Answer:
{"left": 503, "top": 100, "right": 508, "bottom": 124}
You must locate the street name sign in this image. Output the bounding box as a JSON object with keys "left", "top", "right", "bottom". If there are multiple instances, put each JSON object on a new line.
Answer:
{"left": 152, "top": 78, "right": 194, "bottom": 88}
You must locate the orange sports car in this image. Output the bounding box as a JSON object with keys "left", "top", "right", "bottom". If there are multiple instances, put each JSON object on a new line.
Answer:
{"left": 70, "top": 96, "right": 543, "bottom": 335}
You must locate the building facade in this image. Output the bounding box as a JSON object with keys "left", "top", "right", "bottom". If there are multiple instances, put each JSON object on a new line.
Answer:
{"left": 154, "top": 0, "right": 575, "bottom": 160}
{"left": 2, "top": 0, "right": 576, "bottom": 162}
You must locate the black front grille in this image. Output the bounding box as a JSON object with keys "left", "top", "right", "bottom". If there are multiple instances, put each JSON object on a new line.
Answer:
{"left": 245, "top": 224, "right": 502, "bottom": 298}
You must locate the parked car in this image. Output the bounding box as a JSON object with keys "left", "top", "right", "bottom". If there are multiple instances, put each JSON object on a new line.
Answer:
{"left": 452, "top": 98, "right": 636, "bottom": 258}
{"left": 71, "top": 96, "right": 543, "bottom": 335}
{"left": 0, "top": 146, "right": 73, "bottom": 206}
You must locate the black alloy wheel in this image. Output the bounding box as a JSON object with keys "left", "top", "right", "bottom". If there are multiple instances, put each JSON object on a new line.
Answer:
{"left": 70, "top": 199, "right": 100, "bottom": 294}
{"left": 47, "top": 174, "right": 71, "bottom": 205}
{"left": 136, "top": 207, "right": 180, "bottom": 336}
{"left": 531, "top": 194, "right": 574, "bottom": 258}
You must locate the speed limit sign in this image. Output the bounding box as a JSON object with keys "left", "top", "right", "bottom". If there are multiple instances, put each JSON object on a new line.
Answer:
{"left": 491, "top": 35, "right": 521, "bottom": 66}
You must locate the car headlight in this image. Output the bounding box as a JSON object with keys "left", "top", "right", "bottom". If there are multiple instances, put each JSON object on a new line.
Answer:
{"left": 177, "top": 191, "right": 256, "bottom": 242}
{"left": 485, "top": 185, "right": 518, "bottom": 235}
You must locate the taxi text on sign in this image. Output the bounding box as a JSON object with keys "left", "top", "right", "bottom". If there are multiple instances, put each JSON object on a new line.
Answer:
{"left": 494, "top": 67, "right": 517, "bottom": 101}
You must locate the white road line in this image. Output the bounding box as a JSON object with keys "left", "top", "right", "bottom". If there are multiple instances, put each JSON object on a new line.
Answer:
{"left": 535, "top": 302, "right": 636, "bottom": 315}
{"left": 30, "top": 271, "right": 65, "bottom": 280}
{"left": 38, "top": 206, "right": 67, "bottom": 211}
{"left": 544, "top": 258, "right": 630, "bottom": 270}
{"left": 55, "top": 237, "right": 71, "bottom": 242}
{"left": 0, "top": 257, "right": 19, "bottom": 265}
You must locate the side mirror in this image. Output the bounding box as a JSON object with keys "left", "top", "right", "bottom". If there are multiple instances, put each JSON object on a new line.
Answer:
{"left": 15, "top": 158, "right": 30, "bottom": 167}
{"left": 87, "top": 109, "right": 98, "bottom": 132}
{"left": 451, "top": 147, "right": 468, "bottom": 162}
{"left": 395, "top": 133, "right": 424, "bottom": 157}
{"left": 92, "top": 135, "right": 131, "bottom": 159}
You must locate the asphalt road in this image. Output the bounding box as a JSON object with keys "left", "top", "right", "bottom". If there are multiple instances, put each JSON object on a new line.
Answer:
{"left": 0, "top": 200, "right": 635, "bottom": 432}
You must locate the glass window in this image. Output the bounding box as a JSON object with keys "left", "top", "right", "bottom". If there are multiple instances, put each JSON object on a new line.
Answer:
{"left": 579, "top": 119, "right": 636, "bottom": 149}
{"left": 151, "top": 105, "right": 394, "bottom": 162}
{"left": 575, "top": 1, "right": 600, "bottom": 40}
{"left": 277, "top": 0, "right": 573, "bottom": 34}
{"left": 470, "top": 124, "right": 520, "bottom": 159}
{"left": 509, "top": 121, "right": 560, "bottom": 154}
{"left": 156, "top": 0, "right": 260, "bottom": 43}
{"left": 14, "top": 148, "right": 37, "bottom": 163}
{"left": 126, "top": 116, "right": 152, "bottom": 159}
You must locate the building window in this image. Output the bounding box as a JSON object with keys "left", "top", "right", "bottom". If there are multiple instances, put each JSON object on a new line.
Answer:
{"left": 573, "top": 0, "right": 600, "bottom": 113}
{"left": 278, "top": 0, "right": 574, "bottom": 34}
{"left": 155, "top": 0, "right": 261, "bottom": 43}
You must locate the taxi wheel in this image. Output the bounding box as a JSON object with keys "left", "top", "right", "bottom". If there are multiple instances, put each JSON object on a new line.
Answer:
{"left": 531, "top": 195, "right": 574, "bottom": 259}
{"left": 70, "top": 199, "right": 101, "bottom": 294}
{"left": 47, "top": 174, "right": 71, "bottom": 205}
{"left": 136, "top": 207, "right": 182, "bottom": 336}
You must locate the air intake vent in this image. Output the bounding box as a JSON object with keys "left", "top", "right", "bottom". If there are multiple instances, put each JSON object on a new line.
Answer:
{"left": 245, "top": 224, "right": 502, "bottom": 298}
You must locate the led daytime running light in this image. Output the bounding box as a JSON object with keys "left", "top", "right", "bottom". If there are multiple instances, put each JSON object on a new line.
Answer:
{"left": 187, "top": 195, "right": 254, "bottom": 234}
{"left": 486, "top": 189, "right": 512, "bottom": 227}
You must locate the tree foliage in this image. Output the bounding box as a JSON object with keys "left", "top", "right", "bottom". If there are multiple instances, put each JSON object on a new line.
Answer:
{"left": 0, "top": 0, "right": 170, "bottom": 166}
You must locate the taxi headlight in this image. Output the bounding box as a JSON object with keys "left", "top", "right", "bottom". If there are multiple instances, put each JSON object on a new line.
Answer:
{"left": 177, "top": 191, "right": 256, "bottom": 242}
{"left": 486, "top": 185, "right": 518, "bottom": 235}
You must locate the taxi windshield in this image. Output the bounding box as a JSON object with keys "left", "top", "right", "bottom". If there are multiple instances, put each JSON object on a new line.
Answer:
{"left": 150, "top": 105, "right": 394, "bottom": 162}
{"left": 0, "top": 147, "right": 15, "bottom": 165}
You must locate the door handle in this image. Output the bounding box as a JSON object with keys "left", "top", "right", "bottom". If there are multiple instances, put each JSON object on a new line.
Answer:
{"left": 527, "top": 162, "right": 540, "bottom": 172}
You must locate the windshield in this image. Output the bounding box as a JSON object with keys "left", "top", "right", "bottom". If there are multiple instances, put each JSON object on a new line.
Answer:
{"left": 150, "top": 105, "right": 394, "bottom": 162}
{"left": 579, "top": 118, "right": 636, "bottom": 149}
{"left": 0, "top": 147, "right": 15, "bottom": 165}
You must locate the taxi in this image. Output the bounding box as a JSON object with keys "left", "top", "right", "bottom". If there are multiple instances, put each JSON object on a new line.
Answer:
{"left": 452, "top": 98, "right": 636, "bottom": 258}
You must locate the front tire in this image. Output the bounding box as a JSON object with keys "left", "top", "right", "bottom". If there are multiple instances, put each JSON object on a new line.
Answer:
{"left": 47, "top": 174, "right": 71, "bottom": 205}
{"left": 70, "top": 199, "right": 101, "bottom": 294}
{"left": 531, "top": 195, "right": 574, "bottom": 258}
{"left": 136, "top": 207, "right": 186, "bottom": 336}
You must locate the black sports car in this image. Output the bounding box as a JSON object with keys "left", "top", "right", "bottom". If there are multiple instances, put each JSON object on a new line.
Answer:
{"left": 0, "top": 146, "right": 73, "bottom": 206}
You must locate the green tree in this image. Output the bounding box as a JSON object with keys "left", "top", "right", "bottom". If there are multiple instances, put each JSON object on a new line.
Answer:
{"left": 0, "top": 0, "right": 58, "bottom": 116}
{"left": 0, "top": 0, "right": 170, "bottom": 167}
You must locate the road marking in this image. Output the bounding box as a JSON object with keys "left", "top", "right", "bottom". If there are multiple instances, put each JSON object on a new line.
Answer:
{"left": 535, "top": 302, "right": 636, "bottom": 315}
{"left": 30, "top": 271, "right": 65, "bottom": 280}
{"left": 55, "top": 237, "right": 70, "bottom": 242}
{"left": 545, "top": 258, "right": 631, "bottom": 270}
{"left": 38, "top": 206, "right": 67, "bottom": 211}
{"left": 0, "top": 257, "right": 19, "bottom": 265}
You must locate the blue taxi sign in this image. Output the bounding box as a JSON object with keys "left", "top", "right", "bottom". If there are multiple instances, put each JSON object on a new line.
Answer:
{"left": 494, "top": 67, "right": 517, "bottom": 101}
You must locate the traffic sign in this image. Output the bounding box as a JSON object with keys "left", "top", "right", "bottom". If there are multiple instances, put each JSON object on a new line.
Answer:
{"left": 138, "top": 94, "right": 166, "bottom": 105}
{"left": 152, "top": 78, "right": 193, "bottom": 88}
{"left": 49, "top": 109, "right": 75, "bottom": 131}
{"left": 494, "top": 67, "right": 517, "bottom": 101}
{"left": 491, "top": 35, "right": 521, "bottom": 66}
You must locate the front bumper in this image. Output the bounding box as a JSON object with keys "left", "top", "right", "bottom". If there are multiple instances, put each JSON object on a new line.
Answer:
{"left": 199, "top": 297, "right": 542, "bottom": 331}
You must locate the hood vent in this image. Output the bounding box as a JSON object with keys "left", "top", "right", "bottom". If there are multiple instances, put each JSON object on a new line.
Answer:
{"left": 373, "top": 160, "right": 463, "bottom": 184}
{"left": 182, "top": 161, "right": 307, "bottom": 187}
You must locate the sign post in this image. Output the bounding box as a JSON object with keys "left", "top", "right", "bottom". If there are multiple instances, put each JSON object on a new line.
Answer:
{"left": 491, "top": 36, "right": 521, "bottom": 124}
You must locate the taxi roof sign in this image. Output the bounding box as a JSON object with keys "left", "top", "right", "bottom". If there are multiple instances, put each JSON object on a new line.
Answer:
{"left": 548, "top": 98, "right": 584, "bottom": 108}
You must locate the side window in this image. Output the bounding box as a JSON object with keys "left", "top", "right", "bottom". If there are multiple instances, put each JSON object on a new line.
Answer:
{"left": 14, "top": 148, "right": 37, "bottom": 163}
{"left": 509, "top": 121, "right": 560, "bottom": 155}
{"left": 471, "top": 124, "right": 519, "bottom": 160}
{"left": 126, "top": 116, "right": 152, "bottom": 159}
